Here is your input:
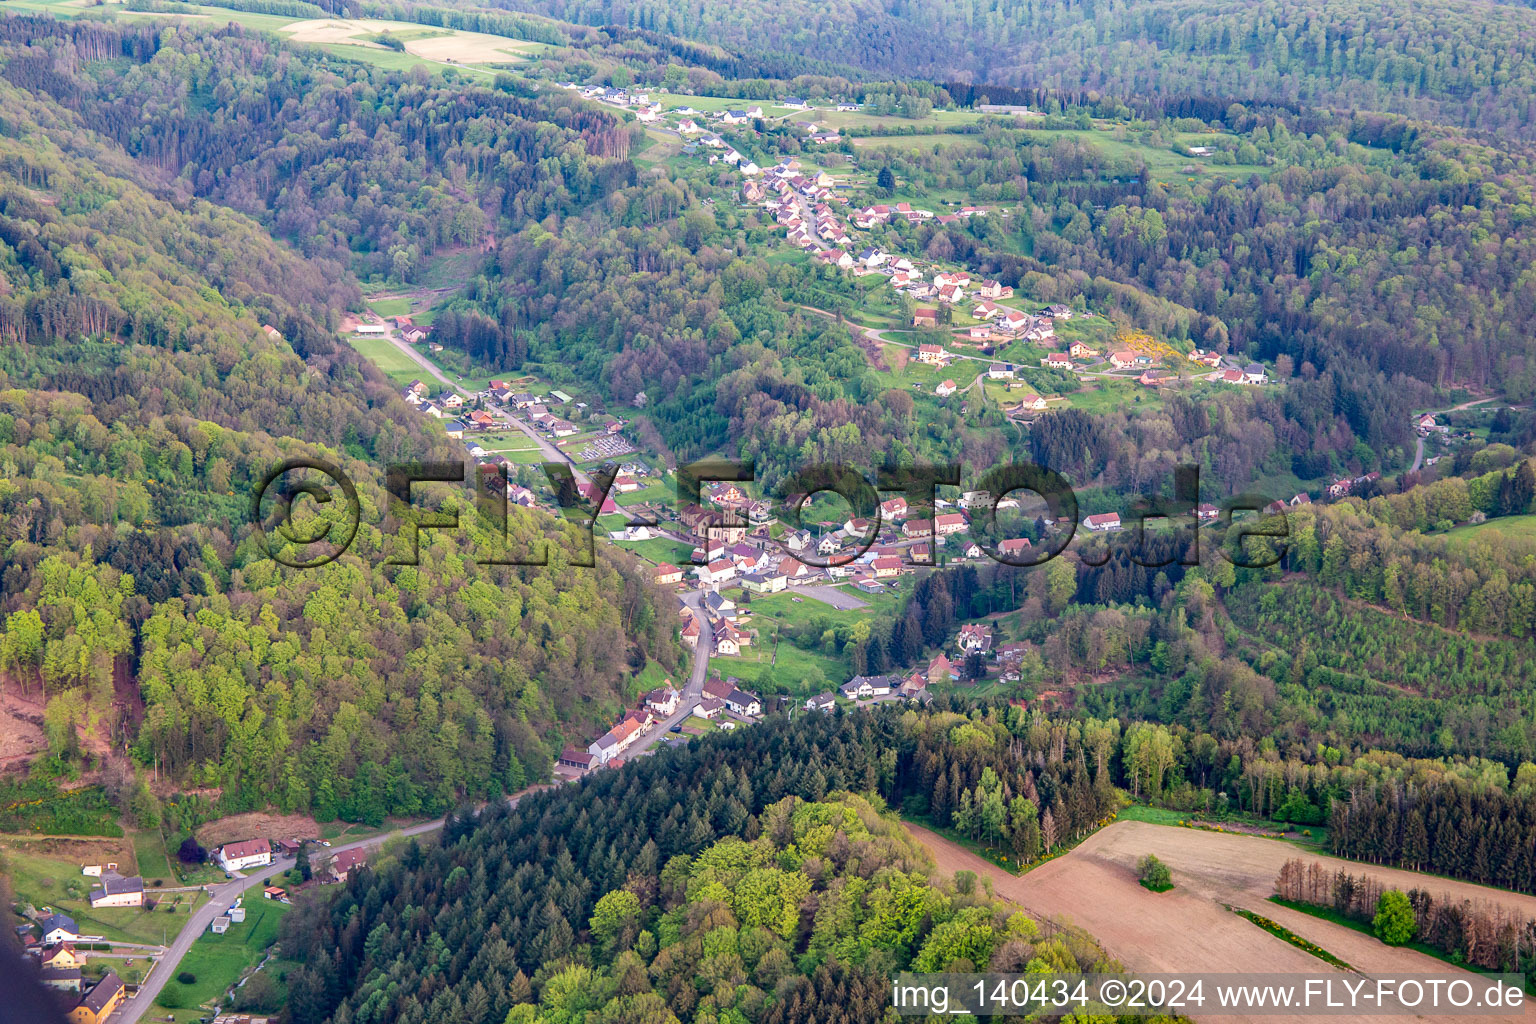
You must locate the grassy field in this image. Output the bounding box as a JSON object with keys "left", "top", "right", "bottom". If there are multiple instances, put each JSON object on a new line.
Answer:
{"left": 1063, "top": 379, "right": 1161, "bottom": 414}
{"left": 346, "top": 335, "right": 422, "bottom": 385}
{"left": 611, "top": 536, "right": 695, "bottom": 566}
{"left": 131, "top": 830, "right": 174, "bottom": 884}
{"left": 155, "top": 900, "right": 290, "bottom": 1018}
{"left": 713, "top": 636, "right": 845, "bottom": 694}
{"left": 815, "top": 107, "right": 986, "bottom": 131}
{"left": 1444, "top": 513, "right": 1536, "bottom": 548}
{"left": 366, "top": 297, "right": 412, "bottom": 318}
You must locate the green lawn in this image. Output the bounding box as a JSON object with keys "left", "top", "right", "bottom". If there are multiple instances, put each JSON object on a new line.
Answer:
{"left": 156, "top": 900, "right": 290, "bottom": 1016}
{"left": 131, "top": 830, "right": 174, "bottom": 884}
{"left": 713, "top": 638, "right": 846, "bottom": 696}
{"left": 478, "top": 431, "right": 543, "bottom": 452}
{"left": 611, "top": 536, "right": 696, "bottom": 567}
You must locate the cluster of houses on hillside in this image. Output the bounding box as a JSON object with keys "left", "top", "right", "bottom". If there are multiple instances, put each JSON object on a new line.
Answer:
{"left": 402, "top": 377, "right": 595, "bottom": 443}
{"left": 558, "top": 674, "right": 768, "bottom": 774}
{"left": 559, "top": 682, "right": 686, "bottom": 773}
{"left": 17, "top": 915, "right": 126, "bottom": 1024}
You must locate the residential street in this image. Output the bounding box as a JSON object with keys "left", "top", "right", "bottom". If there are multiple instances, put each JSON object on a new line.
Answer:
{"left": 378, "top": 327, "right": 589, "bottom": 485}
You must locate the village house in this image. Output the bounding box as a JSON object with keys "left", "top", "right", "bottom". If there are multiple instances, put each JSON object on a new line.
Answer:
{"left": 934, "top": 512, "right": 968, "bottom": 536}
{"left": 216, "top": 839, "right": 272, "bottom": 873}
{"left": 880, "top": 496, "right": 909, "bottom": 520}
{"left": 1195, "top": 502, "right": 1221, "bottom": 523}
{"left": 693, "top": 699, "right": 725, "bottom": 720}
{"left": 654, "top": 563, "right": 684, "bottom": 586}
{"left": 1109, "top": 350, "right": 1137, "bottom": 370}
{"left": 841, "top": 674, "right": 893, "bottom": 699}
{"left": 37, "top": 944, "right": 84, "bottom": 971}
{"left": 778, "top": 557, "right": 817, "bottom": 584}
{"left": 977, "top": 280, "right": 1012, "bottom": 299}
{"left": 916, "top": 343, "right": 949, "bottom": 364}
{"left": 1014, "top": 393, "right": 1048, "bottom": 412}
{"left": 967, "top": 325, "right": 992, "bottom": 341}
{"left": 805, "top": 692, "right": 837, "bottom": 713}
{"left": 1244, "top": 362, "right": 1267, "bottom": 384}
{"left": 935, "top": 380, "right": 957, "bottom": 397}
{"left": 41, "top": 966, "right": 83, "bottom": 992}
{"left": 911, "top": 309, "right": 939, "bottom": 328}
{"left": 956, "top": 622, "right": 993, "bottom": 654}
{"left": 816, "top": 248, "right": 854, "bottom": 269}
{"left": 998, "top": 537, "right": 1032, "bottom": 559}
{"left": 42, "top": 914, "right": 78, "bottom": 945}
{"left": 741, "top": 571, "right": 788, "bottom": 594}
{"left": 1084, "top": 512, "right": 1123, "bottom": 532}
{"left": 871, "top": 556, "right": 903, "bottom": 578}
{"left": 1042, "top": 354, "right": 1074, "bottom": 370}
{"left": 327, "top": 848, "right": 367, "bottom": 883}
{"left": 927, "top": 653, "right": 958, "bottom": 684}
{"left": 995, "top": 308, "right": 1032, "bottom": 333}
{"left": 1068, "top": 340, "right": 1097, "bottom": 359}
{"left": 724, "top": 687, "right": 762, "bottom": 716}
{"left": 713, "top": 621, "right": 743, "bottom": 656}
{"left": 902, "top": 519, "right": 933, "bottom": 539}
{"left": 1139, "top": 369, "right": 1171, "bottom": 387}
{"left": 87, "top": 873, "right": 144, "bottom": 909}
{"left": 1216, "top": 368, "right": 1247, "bottom": 384}
{"left": 63, "top": 972, "right": 125, "bottom": 1024}
{"left": 646, "top": 686, "right": 681, "bottom": 716}
{"left": 987, "top": 362, "right": 1015, "bottom": 380}
{"left": 588, "top": 716, "right": 644, "bottom": 765}
{"left": 558, "top": 747, "right": 596, "bottom": 773}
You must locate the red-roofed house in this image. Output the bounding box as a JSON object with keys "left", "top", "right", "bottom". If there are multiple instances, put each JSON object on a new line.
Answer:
{"left": 216, "top": 840, "right": 271, "bottom": 873}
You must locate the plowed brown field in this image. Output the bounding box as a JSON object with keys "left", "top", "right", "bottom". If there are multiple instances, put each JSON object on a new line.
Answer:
{"left": 907, "top": 819, "right": 1536, "bottom": 1023}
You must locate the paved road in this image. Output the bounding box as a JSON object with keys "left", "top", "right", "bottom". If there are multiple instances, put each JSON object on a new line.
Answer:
{"left": 630, "top": 591, "right": 714, "bottom": 755}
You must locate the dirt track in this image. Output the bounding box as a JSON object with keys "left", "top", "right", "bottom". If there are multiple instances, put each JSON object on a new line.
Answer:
{"left": 908, "top": 819, "right": 1536, "bottom": 1023}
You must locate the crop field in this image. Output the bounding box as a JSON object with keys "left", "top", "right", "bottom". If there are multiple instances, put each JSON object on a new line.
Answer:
{"left": 279, "top": 18, "right": 538, "bottom": 63}
{"left": 909, "top": 819, "right": 1536, "bottom": 1024}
